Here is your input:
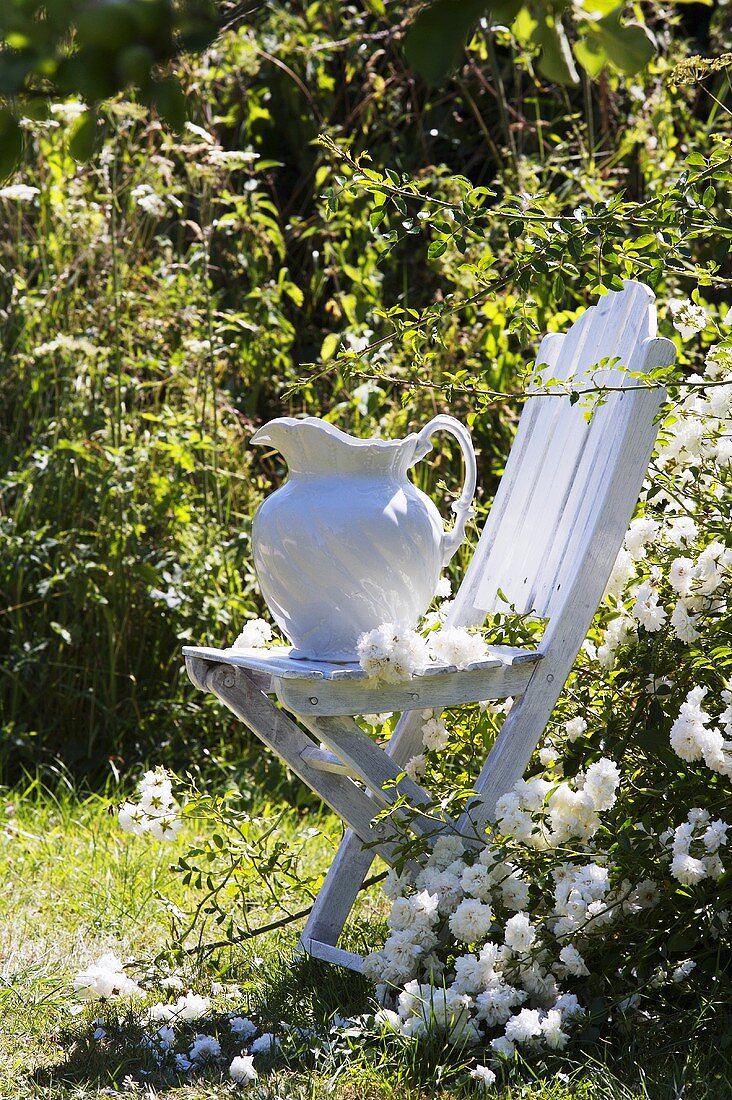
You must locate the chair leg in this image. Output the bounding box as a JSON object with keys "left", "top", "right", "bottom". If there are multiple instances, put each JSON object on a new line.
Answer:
{"left": 297, "top": 709, "right": 428, "bottom": 957}
{"left": 300, "top": 714, "right": 450, "bottom": 841}
{"left": 457, "top": 663, "right": 567, "bottom": 836}
{"left": 297, "top": 828, "right": 376, "bottom": 962}
{"left": 188, "top": 658, "right": 402, "bottom": 862}
{"left": 298, "top": 670, "right": 563, "bottom": 959}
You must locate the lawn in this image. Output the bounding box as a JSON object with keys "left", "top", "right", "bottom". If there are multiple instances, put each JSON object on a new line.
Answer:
{"left": 1, "top": 781, "right": 729, "bottom": 1100}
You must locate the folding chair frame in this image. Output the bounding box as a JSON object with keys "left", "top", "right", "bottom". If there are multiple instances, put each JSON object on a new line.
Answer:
{"left": 183, "top": 281, "right": 675, "bottom": 972}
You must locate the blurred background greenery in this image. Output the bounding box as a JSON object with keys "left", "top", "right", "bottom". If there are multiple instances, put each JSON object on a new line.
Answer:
{"left": 0, "top": 0, "right": 728, "bottom": 781}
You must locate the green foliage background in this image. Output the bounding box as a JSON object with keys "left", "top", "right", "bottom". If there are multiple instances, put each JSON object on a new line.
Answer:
{"left": 0, "top": 0, "right": 729, "bottom": 779}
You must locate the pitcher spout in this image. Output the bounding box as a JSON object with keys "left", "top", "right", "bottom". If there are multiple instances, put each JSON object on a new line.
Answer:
{"left": 251, "top": 416, "right": 416, "bottom": 476}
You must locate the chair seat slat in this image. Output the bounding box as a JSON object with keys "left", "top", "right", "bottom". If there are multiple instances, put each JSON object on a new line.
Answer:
{"left": 181, "top": 644, "right": 535, "bottom": 685}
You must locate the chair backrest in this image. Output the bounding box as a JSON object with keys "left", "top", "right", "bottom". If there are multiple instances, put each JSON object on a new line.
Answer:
{"left": 450, "top": 281, "right": 675, "bottom": 639}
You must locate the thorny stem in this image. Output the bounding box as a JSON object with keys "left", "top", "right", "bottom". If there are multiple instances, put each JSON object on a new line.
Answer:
{"left": 302, "top": 362, "right": 730, "bottom": 409}
{"left": 299, "top": 140, "right": 731, "bottom": 401}
{"left": 185, "top": 870, "right": 389, "bottom": 955}
{"left": 320, "top": 135, "right": 731, "bottom": 229}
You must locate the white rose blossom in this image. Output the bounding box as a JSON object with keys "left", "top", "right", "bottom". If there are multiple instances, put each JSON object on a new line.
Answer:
{"left": 118, "top": 767, "right": 182, "bottom": 841}
{"left": 668, "top": 298, "right": 707, "bottom": 339}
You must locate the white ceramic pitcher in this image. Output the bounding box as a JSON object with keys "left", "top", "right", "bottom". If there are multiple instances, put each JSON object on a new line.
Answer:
{"left": 249, "top": 415, "right": 477, "bottom": 661}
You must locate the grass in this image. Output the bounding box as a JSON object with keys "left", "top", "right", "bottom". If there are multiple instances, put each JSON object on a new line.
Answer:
{"left": 1, "top": 780, "right": 730, "bottom": 1100}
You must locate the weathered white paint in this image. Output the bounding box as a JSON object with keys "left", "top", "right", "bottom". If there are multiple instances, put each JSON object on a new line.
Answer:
{"left": 297, "top": 939, "right": 365, "bottom": 971}
{"left": 182, "top": 642, "right": 537, "bottom": 683}
{"left": 185, "top": 657, "right": 405, "bottom": 864}
{"left": 181, "top": 644, "right": 542, "bottom": 715}
{"left": 276, "top": 653, "right": 540, "bottom": 716}
{"left": 298, "top": 745, "right": 356, "bottom": 776}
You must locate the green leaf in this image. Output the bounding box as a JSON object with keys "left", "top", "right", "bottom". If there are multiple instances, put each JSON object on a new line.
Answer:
{"left": 285, "top": 284, "right": 304, "bottom": 307}
{"left": 428, "top": 239, "right": 448, "bottom": 258}
{"left": 151, "top": 77, "right": 187, "bottom": 131}
{"left": 404, "top": 0, "right": 488, "bottom": 86}
{"left": 69, "top": 110, "right": 99, "bottom": 162}
{"left": 50, "top": 621, "right": 72, "bottom": 645}
{"left": 512, "top": 6, "right": 538, "bottom": 42}
{"left": 0, "top": 110, "right": 22, "bottom": 180}
{"left": 594, "top": 9, "right": 655, "bottom": 76}
{"left": 320, "top": 332, "right": 340, "bottom": 361}
{"left": 491, "top": 0, "right": 523, "bottom": 22}
{"left": 534, "top": 20, "right": 580, "bottom": 85}
{"left": 573, "top": 35, "right": 607, "bottom": 79}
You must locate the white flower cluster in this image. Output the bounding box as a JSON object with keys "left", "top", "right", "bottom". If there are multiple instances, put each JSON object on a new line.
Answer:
{"left": 184, "top": 121, "right": 261, "bottom": 175}
{"left": 598, "top": 535, "right": 730, "bottom": 666}
{"left": 549, "top": 860, "right": 658, "bottom": 940}
{"left": 362, "top": 746, "right": 668, "bottom": 1067}
{"left": 0, "top": 183, "right": 40, "bottom": 203}
{"left": 73, "top": 952, "right": 143, "bottom": 1001}
{"left": 666, "top": 808, "right": 728, "bottom": 885}
{"left": 231, "top": 617, "right": 274, "bottom": 649}
{"left": 364, "top": 830, "right": 588, "bottom": 1060}
{"left": 592, "top": 342, "right": 730, "bottom": 667}
{"left": 669, "top": 686, "right": 732, "bottom": 779}
{"left": 668, "top": 298, "right": 707, "bottom": 339}
{"left": 118, "top": 979, "right": 269, "bottom": 1085}
{"left": 148, "top": 990, "right": 210, "bottom": 1023}
{"left": 118, "top": 767, "right": 182, "bottom": 841}
{"left": 564, "top": 717, "right": 588, "bottom": 744}
{"left": 366, "top": 858, "right": 585, "bottom": 1058}
{"left": 131, "top": 183, "right": 169, "bottom": 219}
{"left": 32, "top": 333, "right": 101, "bottom": 360}
{"left": 421, "top": 710, "right": 450, "bottom": 751}
{"left": 357, "top": 623, "right": 490, "bottom": 682}
{"left": 49, "top": 100, "right": 88, "bottom": 124}
{"left": 357, "top": 623, "right": 430, "bottom": 682}
{"left": 229, "top": 1053, "right": 258, "bottom": 1083}
{"left": 405, "top": 708, "right": 454, "bottom": 780}
{"left": 429, "top": 626, "right": 491, "bottom": 668}
{"left": 495, "top": 758, "right": 620, "bottom": 847}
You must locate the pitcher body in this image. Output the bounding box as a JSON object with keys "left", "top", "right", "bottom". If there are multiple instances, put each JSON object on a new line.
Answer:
{"left": 250, "top": 416, "right": 476, "bottom": 662}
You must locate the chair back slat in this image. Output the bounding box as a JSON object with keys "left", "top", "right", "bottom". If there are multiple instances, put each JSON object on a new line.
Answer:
{"left": 455, "top": 281, "right": 672, "bottom": 623}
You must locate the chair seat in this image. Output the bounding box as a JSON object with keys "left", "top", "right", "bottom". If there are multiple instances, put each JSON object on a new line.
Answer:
{"left": 182, "top": 644, "right": 543, "bottom": 716}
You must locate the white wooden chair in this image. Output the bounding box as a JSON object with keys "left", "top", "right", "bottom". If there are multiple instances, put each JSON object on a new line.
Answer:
{"left": 183, "top": 280, "right": 674, "bottom": 972}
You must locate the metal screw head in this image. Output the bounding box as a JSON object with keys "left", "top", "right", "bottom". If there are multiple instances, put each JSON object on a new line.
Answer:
{"left": 546, "top": 674, "right": 555, "bottom": 683}
{"left": 309, "top": 697, "right": 319, "bottom": 705}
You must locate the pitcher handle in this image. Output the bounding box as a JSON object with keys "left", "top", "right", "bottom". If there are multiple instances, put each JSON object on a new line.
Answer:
{"left": 415, "top": 414, "right": 477, "bottom": 566}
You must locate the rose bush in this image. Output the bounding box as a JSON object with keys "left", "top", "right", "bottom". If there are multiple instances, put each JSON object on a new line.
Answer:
{"left": 357, "top": 311, "right": 731, "bottom": 1066}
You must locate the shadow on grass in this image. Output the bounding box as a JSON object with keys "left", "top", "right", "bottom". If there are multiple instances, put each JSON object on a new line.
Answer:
{"left": 27, "top": 949, "right": 377, "bottom": 1096}
{"left": 27, "top": 950, "right": 732, "bottom": 1100}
